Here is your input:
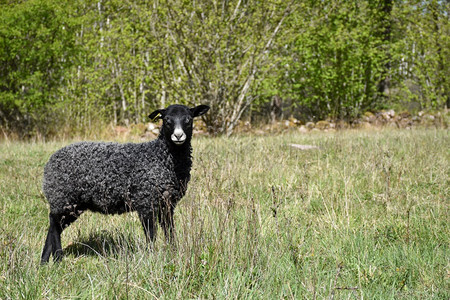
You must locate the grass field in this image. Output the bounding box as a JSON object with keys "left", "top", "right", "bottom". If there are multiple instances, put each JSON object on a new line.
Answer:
{"left": 0, "top": 129, "right": 448, "bottom": 299}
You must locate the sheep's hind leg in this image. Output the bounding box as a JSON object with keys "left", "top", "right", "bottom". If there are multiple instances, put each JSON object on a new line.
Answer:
{"left": 41, "top": 213, "right": 64, "bottom": 263}
{"left": 52, "top": 213, "right": 79, "bottom": 262}
{"left": 40, "top": 214, "right": 56, "bottom": 264}
{"left": 139, "top": 213, "right": 157, "bottom": 244}
{"left": 41, "top": 212, "right": 79, "bottom": 264}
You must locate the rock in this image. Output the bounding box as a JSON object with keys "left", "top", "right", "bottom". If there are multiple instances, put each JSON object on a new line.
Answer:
{"left": 359, "top": 122, "right": 372, "bottom": 129}
{"left": 412, "top": 116, "right": 420, "bottom": 123}
{"left": 397, "top": 119, "right": 411, "bottom": 128}
{"left": 289, "top": 116, "right": 302, "bottom": 125}
{"left": 398, "top": 111, "right": 411, "bottom": 119}
{"left": 387, "top": 121, "right": 398, "bottom": 128}
{"left": 363, "top": 111, "right": 376, "bottom": 122}
{"left": 145, "top": 122, "right": 160, "bottom": 135}
{"left": 335, "top": 120, "right": 349, "bottom": 129}
{"left": 289, "top": 144, "right": 319, "bottom": 150}
{"left": 387, "top": 109, "right": 395, "bottom": 118}
{"left": 298, "top": 125, "right": 308, "bottom": 133}
{"left": 381, "top": 110, "right": 395, "bottom": 120}
{"left": 151, "top": 128, "right": 160, "bottom": 135}
{"left": 421, "top": 114, "right": 436, "bottom": 127}
{"left": 193, "top": 129, "right": 208, "bottom": 136}
{"left": 305, "top": 122, "right": 315, "bottom": 129}
{"left": 147, "top": 123, "right": 156, "bottom": 131}
{"left": 315, "top": 120, "right": 330, "bottom": 130}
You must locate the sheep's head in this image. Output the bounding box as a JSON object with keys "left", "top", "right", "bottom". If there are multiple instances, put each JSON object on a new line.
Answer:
{"left": 149, "top": 104, "right": 210, "bottom": 146}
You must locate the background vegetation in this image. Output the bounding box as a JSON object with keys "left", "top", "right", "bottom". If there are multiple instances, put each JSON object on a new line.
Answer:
{"left": 1, "top": 0, "right": 449, "bottom": 138}
{"left": 0, "top": 129, "right": 448, "bottom": 298}
{"left": 1, "top": 2, "right": 447, "bottom": 297}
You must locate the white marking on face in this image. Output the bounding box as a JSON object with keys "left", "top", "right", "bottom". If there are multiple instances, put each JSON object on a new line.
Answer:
{"left": 171, "top": 125, "right": 186, "bottom": 145}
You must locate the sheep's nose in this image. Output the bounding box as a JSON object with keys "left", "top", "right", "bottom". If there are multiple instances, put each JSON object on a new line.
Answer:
{"left": 172, "top": 127, "right": 186, "bottom": 144}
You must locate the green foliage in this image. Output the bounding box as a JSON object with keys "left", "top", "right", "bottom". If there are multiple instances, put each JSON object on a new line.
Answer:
{"left": 0, "top": 0, "right": 448, "bottom": 137}
{"left": 0, "top": 0, "right": 81, "bottom": 136}
{"left": 390, "top": 0, "right": 450, "bottom": 110}
{"left": 148, "top": 0, "right": 290, "bottom": 134}
{"left": 281, "top": 1, "right": 388, "bottom": 119}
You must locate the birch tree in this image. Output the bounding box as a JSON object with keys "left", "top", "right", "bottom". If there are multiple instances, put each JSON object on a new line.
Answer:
{"left": 149, "top": 0, "right": 295, "bottom": 135}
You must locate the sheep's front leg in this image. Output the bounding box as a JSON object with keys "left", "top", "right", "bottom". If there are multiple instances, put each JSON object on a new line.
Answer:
{"left": 160, "top": 204, "right": 175, "bottom": 244}
{"left": 139, "top": 213, "right": 157, "bottom": 243}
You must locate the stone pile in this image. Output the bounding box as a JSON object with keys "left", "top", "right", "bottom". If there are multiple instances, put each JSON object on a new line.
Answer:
{"left": 114, "top": 109, "right": 448, "bottom": 138}
{"left": 250, "top": 110, "right": 448, "bottom": 134}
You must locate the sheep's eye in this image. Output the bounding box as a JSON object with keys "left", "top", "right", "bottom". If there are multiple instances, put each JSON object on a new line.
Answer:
{"left": 185, "top": 118, "right": 191, "bottom": 124}
{"left": 165, "top": 119, "right": 173, "bottom": 125}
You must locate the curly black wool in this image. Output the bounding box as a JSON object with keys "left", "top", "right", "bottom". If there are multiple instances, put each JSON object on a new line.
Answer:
{"left": 40, "top": 104, "right": 209, "bottom": 263}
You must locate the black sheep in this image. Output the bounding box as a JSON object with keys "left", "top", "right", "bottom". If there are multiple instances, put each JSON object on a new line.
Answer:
{"left": 41, "top": 104, "right": 209, "bottom": 263}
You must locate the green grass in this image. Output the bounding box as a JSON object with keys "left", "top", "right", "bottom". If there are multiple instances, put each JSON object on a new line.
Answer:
{"left": 0, "top": 129, "right": 448, "bottom": 299}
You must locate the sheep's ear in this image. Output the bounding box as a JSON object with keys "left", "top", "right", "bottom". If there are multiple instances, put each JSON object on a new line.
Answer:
{"left": 191, "top": 105, "right": 210, "bottom": 118}
{"left": 148, "top": 109, "right": 165, "bottom": 121}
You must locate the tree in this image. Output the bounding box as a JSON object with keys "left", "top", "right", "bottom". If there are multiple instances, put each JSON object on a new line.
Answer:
{"left": 276, "top": 1, "right": 389, "bottom": 120}
{"left": 148, "top": 0, "right": 294, "bottom": 135}
{"left": 1, "top": 0, "right": 448, "bottom": 138}
{"left": 0, "top": 0, "right": 80, "bottom": 136}
{"left": 391, "top": 0, "right": 449, "bottom": 110}
{"left": 375, "top": 0, "right": 393, "bottom": 99}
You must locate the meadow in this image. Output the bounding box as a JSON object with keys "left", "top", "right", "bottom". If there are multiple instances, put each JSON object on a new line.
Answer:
{"left": 0, "top": 129, "right": 448, "bottom": 299}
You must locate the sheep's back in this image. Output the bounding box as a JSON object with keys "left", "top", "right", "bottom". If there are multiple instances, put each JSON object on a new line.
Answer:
{"left": 43, "top": 141, "right": 171, "bottom": 214}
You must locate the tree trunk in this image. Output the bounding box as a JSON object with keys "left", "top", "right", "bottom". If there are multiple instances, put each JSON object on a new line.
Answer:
{"left": 377, "top": 0, "right": 393, "bottom": 99}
